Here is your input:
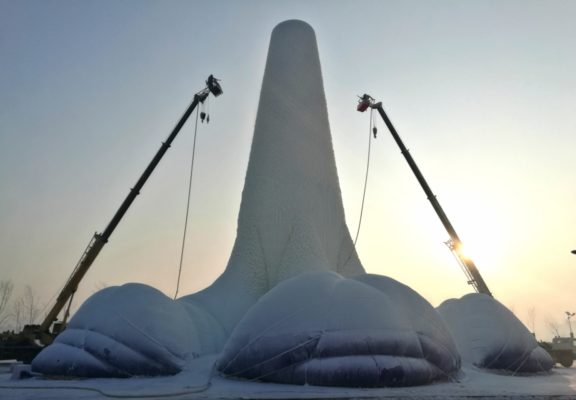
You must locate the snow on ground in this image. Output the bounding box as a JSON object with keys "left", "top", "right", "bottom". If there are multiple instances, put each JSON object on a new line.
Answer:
{"left": 2, "top": 357, "right": 576, "bottom": 399}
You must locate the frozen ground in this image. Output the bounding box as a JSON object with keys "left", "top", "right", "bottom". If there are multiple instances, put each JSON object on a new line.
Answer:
{"left": 1, "top": 356, "right": 575, "bottom": 400}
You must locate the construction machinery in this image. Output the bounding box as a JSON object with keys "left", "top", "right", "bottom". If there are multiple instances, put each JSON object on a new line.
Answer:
{"left": 1, "top": 76, "right": 223, "bottom": 353}
{"left": 357, "top": 94, "right": 493, "bottom": 297}
{"left": 541, "top": 336, "right": 576, "bottom": 368}
{"left": 540, "top": 312, "right": 576, "bottom": 367}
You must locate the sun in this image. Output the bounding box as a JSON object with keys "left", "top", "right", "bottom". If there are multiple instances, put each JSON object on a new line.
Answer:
{"left": 458, "top": 243, "right": 472, "bottom": 259}
{"left": 455, "top": 239, "right": 498, "bottom": 275}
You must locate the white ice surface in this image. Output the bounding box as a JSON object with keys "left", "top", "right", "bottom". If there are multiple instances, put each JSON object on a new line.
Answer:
{"left": 217, "top": 19, "right": 365, "bottom": 299}
{"left": 3, "top": 359, "right": 576, "bottom": 399}
{"left": 437, "top": 294, "right": 553, "bottom": 373}
{"left": 217, "top": 271, "right": 460, "bottom": 387}
{"left": 32, "top": 283, "right": 226, "bottom": 377}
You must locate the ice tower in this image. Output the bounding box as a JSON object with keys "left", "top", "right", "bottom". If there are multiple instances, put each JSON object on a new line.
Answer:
{"left": 31, "top": 19, "right": 366, "bottom": 378}
{"left": 216, "top": 19, "right": 365, "bottom": 297}
{"left": 30, "top": 19, "right": 555, "bottom": 385}
{"left": 32, "top": 20, "right": 483, "bottom": 386}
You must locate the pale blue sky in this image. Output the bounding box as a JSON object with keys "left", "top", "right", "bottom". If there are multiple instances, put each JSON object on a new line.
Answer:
{"left": 1, "top": 0, "right": 575, "bottom": 339}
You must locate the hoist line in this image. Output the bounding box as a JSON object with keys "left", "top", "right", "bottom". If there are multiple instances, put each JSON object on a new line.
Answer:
{"left": 342, "top": 109, "right": 374, "bottom": 268}
{"left": 353, "top": 108, "right": 374, "bottom": 246}
{"left": 174, "top": 106, "right": 200, "bottom": 300}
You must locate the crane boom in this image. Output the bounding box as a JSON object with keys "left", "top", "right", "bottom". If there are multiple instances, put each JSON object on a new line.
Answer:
{"left": 358, "top": 95, "right": 492, "bottom": 297}
{"left": 39, "top": 77, "right": 223, "bottom": 337}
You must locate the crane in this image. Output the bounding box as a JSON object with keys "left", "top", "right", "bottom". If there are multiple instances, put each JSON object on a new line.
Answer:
{"left": 357, "top": 94, "right": 493, "bottom": 297}
{"left": 35, "top": 76, "right": 224, "bottom": 343}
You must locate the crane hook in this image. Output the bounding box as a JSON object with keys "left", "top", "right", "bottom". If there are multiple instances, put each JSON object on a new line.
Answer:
{"left": 200, "top": 112, "right": 206, "bottom": 123}
{"left": 372, "top": 126, "right": 377, "bottom": 138}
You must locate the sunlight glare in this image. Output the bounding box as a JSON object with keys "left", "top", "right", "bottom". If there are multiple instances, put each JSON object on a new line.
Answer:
{"left": 458, "top": 243, "right": 472, "bottom": 259}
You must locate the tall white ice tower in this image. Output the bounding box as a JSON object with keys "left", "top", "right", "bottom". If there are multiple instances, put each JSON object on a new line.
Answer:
{"left": 225, "top": 20, "right": 365, "bottom": 296}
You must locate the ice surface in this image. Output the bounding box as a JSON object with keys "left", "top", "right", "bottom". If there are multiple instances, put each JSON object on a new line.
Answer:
{"left": 32, "top": 19, "right": 365, "bottom": 378}
{"left": 437, "top": 293, "right": 554, "bottom": 373}
{"left": 220, "top": 19, "right": 365, "bottom": 298}
{"left": 32, "top": 284, "right": 201, "bottom": 377}
{"left": 217, "top": 271, "right": 460, "bottom": 387}
{"left": 4, "top": 360, "right": 576, "bottom": 399}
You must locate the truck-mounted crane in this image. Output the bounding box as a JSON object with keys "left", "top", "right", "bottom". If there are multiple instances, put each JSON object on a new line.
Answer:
{"left": 357, "top": 94, "right": 493, "bottom": 297}
{"left": 0, "top": 76, "right": 223, "bottom": 355}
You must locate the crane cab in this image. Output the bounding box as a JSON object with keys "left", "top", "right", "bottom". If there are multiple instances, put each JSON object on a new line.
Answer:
{"left": 207, "top": 75, "right": 223, "bottom": 97}
{"left": 357, "top": 94, "right": 374, "bottom": 112}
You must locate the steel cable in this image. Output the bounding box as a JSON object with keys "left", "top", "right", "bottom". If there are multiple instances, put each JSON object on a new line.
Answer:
{"left": 174, "top": 107, "right": 200, "bottom": 299}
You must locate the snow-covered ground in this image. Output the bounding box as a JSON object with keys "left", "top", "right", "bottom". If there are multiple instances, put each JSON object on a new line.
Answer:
{"left": 1, "top": 357, "right": 575, "bottom": 399}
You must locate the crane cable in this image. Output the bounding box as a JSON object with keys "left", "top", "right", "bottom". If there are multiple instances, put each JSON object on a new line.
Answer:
{"left": 353, "top": 108, "right": 375, "bottom": 245}
{"left": 342, "top": 108, "right": 375, "bottom": 267}
{"left": 174, "top": 106, "right": 200, "bottom": 299}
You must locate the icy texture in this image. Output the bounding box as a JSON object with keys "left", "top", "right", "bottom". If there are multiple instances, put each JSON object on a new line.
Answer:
{"left": 219, "top": 19, "right": 365, "bottom": 299}
{"left": 32, "top": 19, "right": 364, "bottom": 378}
{"left": 32, "top": 284, "right": 202, "bottom": 377}
{"left": 437, "top": 293, "right": 553, "bottom": 372}
{"left": 217, "top": 271, "right": 460, "bottom": 387}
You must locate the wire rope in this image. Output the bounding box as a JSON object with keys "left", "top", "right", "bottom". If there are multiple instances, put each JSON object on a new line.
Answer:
{"left": 342, "top": 109, "right": 374, "bottom": 268}
{"left": 352, "top": 108, "right": 373, "bottom": 246}
{"left": 174, "top": 107, "right": 200, "bottom": 300}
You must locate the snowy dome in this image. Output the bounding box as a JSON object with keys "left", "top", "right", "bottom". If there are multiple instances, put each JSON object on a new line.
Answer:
{"left": 32, "top": 284, "right": 204, "bottom": 377}
{"left": 437, "top": 293, "right": 553, "bottom": 372}
{"left": 217, "top": 271, "right": 460, "bottom": 387}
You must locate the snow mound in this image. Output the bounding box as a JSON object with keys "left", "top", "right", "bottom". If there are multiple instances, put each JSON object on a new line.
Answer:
{"left": 217, "top": 271, "right": 460, "bottom": 387}
{"left": 32, "top": 284, "right": 206, "bottom": 377}
{"left": 437, "top": 293, "right": 553, "bottom": 373}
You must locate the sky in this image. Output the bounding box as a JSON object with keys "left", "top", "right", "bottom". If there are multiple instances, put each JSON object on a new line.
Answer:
{"left": 1, "top": 0, "right": 575, "bottom": 340}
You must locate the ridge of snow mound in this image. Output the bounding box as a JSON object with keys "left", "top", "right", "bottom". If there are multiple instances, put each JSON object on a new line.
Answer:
{"left": 437, "top": 293, "right": 554, "bottom": 373}
{"left": 32, "top": 284, "right": 204, "bottom": 377}
{"left": 216, "top": 271, "right": 460, "bottom": 387}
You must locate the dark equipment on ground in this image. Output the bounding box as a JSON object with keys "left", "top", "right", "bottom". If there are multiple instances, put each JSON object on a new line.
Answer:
{"left": 0, "top": 326, "right": 44, "bottom": 364}
{"left": 357, "top": 94, "right": 493, "bottom": 297}
{"left": 540, "top": 312, "right": 576, "bottom": 368}
{"left": 541, "top": 337, "right": 576, "bottom": 368}
{"left": 1, "top": 76, "right": 223, "bottom": 355}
